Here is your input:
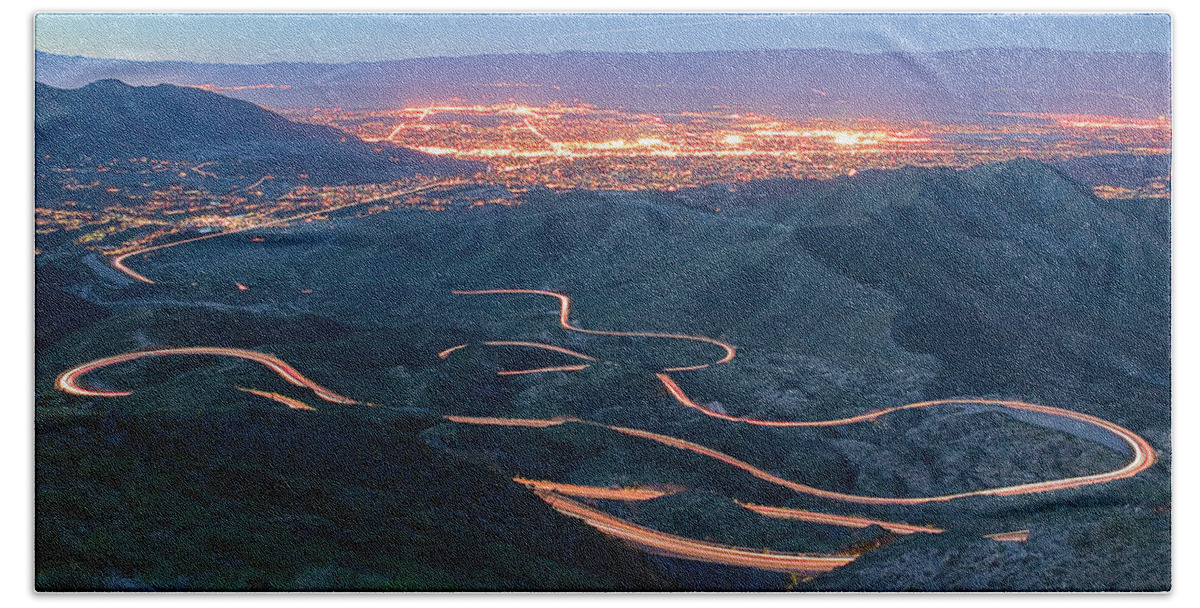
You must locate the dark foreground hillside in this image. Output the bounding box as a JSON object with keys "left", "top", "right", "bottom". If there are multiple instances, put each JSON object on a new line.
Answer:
{"left": 35, "top": 159, "right": 1170, "bottom": 591}
{"left": 35, "top": 79, "right": 477, "bottom": 201}
{"left": 36, "top": 401, "right": 671, "bottom": 591}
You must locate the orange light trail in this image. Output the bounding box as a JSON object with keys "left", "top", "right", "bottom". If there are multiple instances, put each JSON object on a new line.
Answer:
{"left": 744, "top": 502, "right": 1027, "bottom": 543}
{"left": 496, "top": 364, "right": 591, "bottom": 376}
{"left": 736, "top": 502, "right": 944, "bottom": 535}
{"left": 111, "top": 179, "right": 461, "bottom": 284}
{"left": 663, "top": 351, "right": 1162, "bottom": 465}
{"left": 244, "top": 174, "right": 274, "bottom": 192}
{"left": 534, "top": 491, "right": 857, "bottom": 574}
{"left": 482, "top": 341, "right": 598, "bottom": 361}
{"left": 443, "top": 415, "right": 571, "bottom": 428}
{"left": 437, "top": 344, "right": 469, "bottom": 359}
{"left": 654, "top": 373, "right": 1155, "bottom": 500}
{"left": 983, "top": 529, "right": 1030, "bottom": 542}
{"left": 445, "top": 401, "right": 1154, "bottom": 506}
{"left": 1061, "top": 120, "right": 1162, "bottom": 130}
{"left": 52, "top": 279, "right": 1153, "bottom": 579}
{"left": 439, "top": 340, "right": 599, "bottom": 375}
{"left": 509, "top": 477, "right": 1029, "bottom": 543}
{"left": 607, "top": 413, "right": 1153, "bottom": 505}
{"left": 236, "top": 386, "right": 315, "bottom": 410}
{"left": 191, "top": 161, "right": 217, "bottom": 178}
{"left": 56, "top": 347, "right": 358, "bottom": 405}
{"left": 522, "top": 118, "right": 564, "bottom": 154}
{"left": 513, "top": 477, "right": 675, "bottom": 501}
{"left": 452, "top": 289, "right": 736, "bottom": 370}
{"left": 440, "top": 287, "right": 1156, "bottom": 573}
{"left": 507, "top": 478, "right": 994, "bottom": 539}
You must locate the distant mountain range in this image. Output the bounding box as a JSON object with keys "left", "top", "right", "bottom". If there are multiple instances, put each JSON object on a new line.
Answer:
{"left": 1054, "top": 154, "right": 1172, "bottom": 189}
{"left": 35, "top": 49, "right": 1171, "bottom": 119}
{"left": 35, "top": 79, "right": 475, "bottom": 196}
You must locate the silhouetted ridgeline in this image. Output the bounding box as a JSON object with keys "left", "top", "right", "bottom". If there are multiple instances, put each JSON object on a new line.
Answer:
{"left": 35, "top": 49, "right": 1170, "bottom": 118}
{"left": 35, "top": 79, "right": 477, "bottom": 195}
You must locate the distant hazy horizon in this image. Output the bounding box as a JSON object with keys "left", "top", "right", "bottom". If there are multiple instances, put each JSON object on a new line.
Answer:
{"left": 34, "top": 44, "right": 1174, "bottom": 69}
{"left": 35, "top": 13, "right": 1171, "bottom": 65}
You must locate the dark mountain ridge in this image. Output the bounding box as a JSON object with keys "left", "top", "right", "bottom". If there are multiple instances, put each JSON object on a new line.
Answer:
{"left": 1054, "top": 154, "right": 1172, "bottom": 190}
{"left": 35, "top": 79, "right": 476, "bottom": 194}
{"left": 35, "top": 48, "right": 1171, "bottom": 118}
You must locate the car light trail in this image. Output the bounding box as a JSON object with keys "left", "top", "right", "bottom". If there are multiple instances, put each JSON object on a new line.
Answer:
{"left": 452, "top": 289, "right": 736, "bottom": 370}
{"left": 236, "top": 386, "right": 315, "bottom": 410}
{"left": 513, "top": 476, "right": 940, "bottom": 535}
{"left": 437, "top": 344, "right": 469, "bottom": 359}
{"left": 53, "top": 285, "right": 1156, "bottom": 578}
{"left": 655, "top": 373, "right": 1155, "bottom": 499}
{"left": 449, "top": 409, "right": 1153, "bottom": 506}
{"left": 439, "top": 340, "right": 601, "bottom": 375}
{"left": 56, "top": 346, "right": 358, "bottom": 405}
{"left": 443, "top": 415, "right": 573, "bottom": 428}
{"left": 244, "top": 174, "right": 274, "bottom": 192}
{"left": 111, "top": 179, "right": 461, "bottom": 284}
{"left": 508, "top": 477, "right": 1024, "bottom": 544}
{"left": 606, "top": 418, "right": 1153, "bottom": 505}
{"left": 743, "top": 502, "right": 1028, "bottom": 543}
{"left": 736, "top": 501, "right": 944, "bottom": 534}
{"left": 441, "top": 287, "right": 1157, "bottom": 571}
{"left": 190, "top": 161, "right": 217, "bottom": 178}
{"left": 534, "top": 491, "right": 857, "bottom": 574}
{"left": 513, "top": 477, "right": 676, "bottom": 501}
{"left": 984, "top": 530, "right": 1030, "bottom": 542}
{"left": 481, "top": 341, "right": 598, "bottom": 361}
{"left": 496, "top": 364, "right": 592, "bottom": 376}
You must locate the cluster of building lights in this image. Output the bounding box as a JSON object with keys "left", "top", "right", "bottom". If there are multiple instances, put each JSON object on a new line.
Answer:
{"left": 282, "top": 102, "right": 1168, "bottom": 190}
{"left": 36, "top": 101, "right": 1171, "bottom": 256}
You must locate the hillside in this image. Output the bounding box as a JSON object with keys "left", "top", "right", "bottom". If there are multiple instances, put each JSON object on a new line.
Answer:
{"left": 35, "top": 79, "right": 476, "bottom": 197}
{"left": 35, "top": 159, "right": 1170, "bottom": 590}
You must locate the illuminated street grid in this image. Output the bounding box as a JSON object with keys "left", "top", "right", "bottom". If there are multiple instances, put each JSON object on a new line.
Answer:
{"left": 281, "top": 103, "right": 1171, "bottom": 192}
{"left": 35, "top": 173, "right": 511, "bottom": 256}
{"left": 37, "top": 101, "right": 1170, "bottom": 257}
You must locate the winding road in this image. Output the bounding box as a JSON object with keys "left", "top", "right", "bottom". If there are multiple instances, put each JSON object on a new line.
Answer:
{"left": 514, "top": 477, "right": 675, "bottom": 501}
{"left": 436, "top": 288, "right": 1158, "bottom": 569}
{"left": 236, "top": 386, "right": 315, "bottom": 410}
{"left": 111, "top": 178, "right": 461, "bottom": 284}
{"left": 56, "top": 346, "right": 359, "bottom": 405}
{"left": 650, "top": 377, "right": 1155, "bottom": 504}
{"left": 441, "top": 289, "right": 1155, "bottom": 502}
{"left": 536, "top": 491, "right": 858, "bottom": 574}
{"left": 451, "top": 289, "right": 736, "bottom": 372}
{"left": 52, "top": 288, "right": 1159, "bottom": 576}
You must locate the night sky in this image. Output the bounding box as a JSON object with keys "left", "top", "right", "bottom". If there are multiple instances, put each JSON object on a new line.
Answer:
{"left": 35, "top": 13, "right": 1170, "bottom": 65}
